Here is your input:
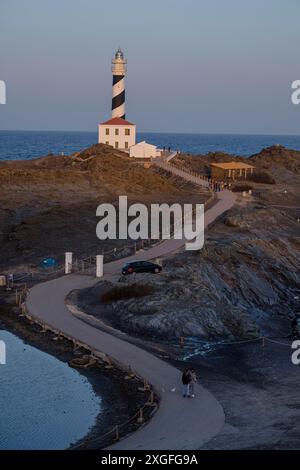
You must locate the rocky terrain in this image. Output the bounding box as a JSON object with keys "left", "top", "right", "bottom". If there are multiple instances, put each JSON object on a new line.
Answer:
{"left": 1, "top": 144, "right": 299, "bottom": 341}
{"left": 74, "top": 202, "right": 299, "bottom": 341}
{"left": 0, "top": 144, "right": 207, "bottom": 271}
{"left": 1, "top": 143, "right": 299, "bottom": 450}
{"left": 173, "top": 144, "right": 300, "bottom": 182}
{"left": 74, "top": 146, "right": 300, "bottom": 342}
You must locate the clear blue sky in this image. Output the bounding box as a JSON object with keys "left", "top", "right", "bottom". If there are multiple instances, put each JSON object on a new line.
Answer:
{"left": 1, "top": 0, "right": 299, "bottom": 134}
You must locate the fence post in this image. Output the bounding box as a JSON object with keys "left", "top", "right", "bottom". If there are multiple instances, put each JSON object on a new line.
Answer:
{"left": 137, "top": 408, "right": 144, "bottom": 424}
{"left": 139, "top": 378, "right": 150, "bottom": 392}
{"left": 96, "top": 255, "right": 104, "bottom": 278}
{"left": 65, "top": 252, "right": 73, "bottom": 274}
{"left": 146, "top": 391, "right": 155, "bottom": 406}
{"left": 105, "top": 356, "right": 114, "bottom": 369}
{"left": 125, "top": 365, "right": 135, "bottom": 379}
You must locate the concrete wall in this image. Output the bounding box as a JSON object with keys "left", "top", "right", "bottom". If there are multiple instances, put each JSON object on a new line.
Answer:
{"left": 98, "top": 124, "right": 136, "bottom": 149}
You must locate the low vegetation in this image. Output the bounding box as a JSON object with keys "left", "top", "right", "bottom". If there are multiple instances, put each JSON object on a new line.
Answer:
{"left": 249, "top": 171, "right": 276, "bottom": 184}
{"left": 101, "top": 283, "right": 155, "bottom": 303}
{"left": 232, "top": 184, "right": 253, "bottom": 192}
{"left": 0, "top": 143, "right": 207, "bottom": 269}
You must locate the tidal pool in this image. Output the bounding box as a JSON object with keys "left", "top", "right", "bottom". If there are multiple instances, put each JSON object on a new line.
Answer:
{"left": 0, "top": 330, "right": 101, "bottom": 449}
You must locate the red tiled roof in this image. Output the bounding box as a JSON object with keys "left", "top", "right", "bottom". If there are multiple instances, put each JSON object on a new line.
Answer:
{"left": 100, "top": 117, "right": 135, "bottom": 126}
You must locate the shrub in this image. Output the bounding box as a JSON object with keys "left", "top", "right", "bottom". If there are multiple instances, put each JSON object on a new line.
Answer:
{"left": 249, "top": 171, "right": 275, "bottom": 184}
{"left": 101, "top": 283, "right": 155, "bottom": 303}
{"left": 232, "top": 184, "right": 253, "bottom": 192}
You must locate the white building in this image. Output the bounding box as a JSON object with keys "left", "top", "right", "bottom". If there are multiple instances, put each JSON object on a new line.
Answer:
{"left": 98, "top": 117, "right": 136, "bottom": 150}
{"left": 130, "top": 141, "right": 161, "bottom": 159}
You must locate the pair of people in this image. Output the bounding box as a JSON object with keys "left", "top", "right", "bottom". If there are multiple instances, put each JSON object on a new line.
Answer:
{"left": 182, "top": 368, "right": 197, "bottom": 398}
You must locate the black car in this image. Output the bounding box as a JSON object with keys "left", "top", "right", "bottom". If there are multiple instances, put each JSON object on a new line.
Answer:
{"left": 122, "top": 260, "right": 162, "bottom": 275}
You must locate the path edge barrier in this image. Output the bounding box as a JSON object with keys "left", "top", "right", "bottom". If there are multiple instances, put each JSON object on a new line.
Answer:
{"left": 20, "top": 291, "right": 160, "bottom": 449}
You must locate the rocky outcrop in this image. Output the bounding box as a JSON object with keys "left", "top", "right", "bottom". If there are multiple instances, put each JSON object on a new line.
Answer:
{"left": 71, "top": 145, "right": 300, "bottom": 343}
{"left": 173, "top": 145, "right": 300, "bottom": 184}
{"left": 76, "top": 201, "right": 300, "bottom": 342}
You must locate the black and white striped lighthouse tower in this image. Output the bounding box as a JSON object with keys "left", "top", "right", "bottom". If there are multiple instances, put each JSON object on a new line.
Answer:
{"left": 111, "top": 47, "right": 127, "bottom": 119}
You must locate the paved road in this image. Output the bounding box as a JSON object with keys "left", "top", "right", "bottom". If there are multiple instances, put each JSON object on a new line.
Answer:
{"left": 102, "top": 191, "right": 236, "bottom": 276}
{"left": 27, "top": 274, "right": 224, "bottom": 450}
{"left": 26, "top": 170, "right": 236, "bottom": 449}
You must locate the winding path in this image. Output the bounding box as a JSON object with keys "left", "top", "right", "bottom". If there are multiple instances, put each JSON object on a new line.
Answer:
{"left": 26, "top": 167, "right": 237, "bottom": 450}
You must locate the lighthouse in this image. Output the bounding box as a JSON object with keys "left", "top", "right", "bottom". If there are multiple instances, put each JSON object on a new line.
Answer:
{"left": 98, "top": 47, "right": 136, "bottom": 149}
{"left": 111, "top": 47, "right": 126, "bottom": 119}
{"left": 98, "top": 48, "right": 161, "bottom": 159}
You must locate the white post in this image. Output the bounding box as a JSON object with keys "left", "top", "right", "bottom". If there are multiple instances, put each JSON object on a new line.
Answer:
{"left": 0, "top": 340, "right": 6, "bottom": 365}
{"left": 65, "top": 252, "right": 73, "bottom": 274}
{"left": 96, "top": 255, "right": 104, "bottom": 278}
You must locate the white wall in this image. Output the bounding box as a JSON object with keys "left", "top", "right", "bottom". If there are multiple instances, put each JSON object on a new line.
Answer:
{"left": 98, "top": 124, "right": 136, "bottom": 149}
{"left": 130, "top": 141, "right": 161, "bottom": 159}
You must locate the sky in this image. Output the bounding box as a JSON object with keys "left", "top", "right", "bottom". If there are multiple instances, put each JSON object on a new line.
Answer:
{"left": 0, "top": 0, "right": 299, "bottom": 134}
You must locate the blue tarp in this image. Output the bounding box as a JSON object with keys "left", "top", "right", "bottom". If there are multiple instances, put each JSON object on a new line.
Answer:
{"left": 41, "top": 257, "right": 57, "bottom": 268}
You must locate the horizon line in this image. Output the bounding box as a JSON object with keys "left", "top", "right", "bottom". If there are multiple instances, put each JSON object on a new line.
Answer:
{"left": 1, "top": 129, "right": 300, "bottom": 138}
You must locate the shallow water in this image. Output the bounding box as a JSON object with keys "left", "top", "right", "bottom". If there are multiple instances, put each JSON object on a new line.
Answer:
{"left": 0, "top": 330, "right": 101, "bottom": 449}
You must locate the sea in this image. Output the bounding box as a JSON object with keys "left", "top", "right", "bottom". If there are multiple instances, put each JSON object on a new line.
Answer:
{"left": 1, "top": 130, "right": 300, "bottom": 161}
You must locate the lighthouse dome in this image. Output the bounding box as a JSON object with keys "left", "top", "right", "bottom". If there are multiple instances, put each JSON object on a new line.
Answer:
{"left": 115, "top": 47, "right": 124, "bottom": 60}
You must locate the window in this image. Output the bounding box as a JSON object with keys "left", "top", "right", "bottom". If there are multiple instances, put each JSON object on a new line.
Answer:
{"left": 115, "top": 128, "right": 119, "bottom": 136}
{"left": 105, "top": 128, "right": 109, "bottom": 135}
{"left": 105, "top": 141, "right": 109, "bottom": 145}
{"left": 115, "top": 142, "right": 119, "bottom": 149}
{"left": 125, "top": 142, "right": 129, "bottom": 149}
{"left": 125, "top": 128, "right": 130, "bottom": 136}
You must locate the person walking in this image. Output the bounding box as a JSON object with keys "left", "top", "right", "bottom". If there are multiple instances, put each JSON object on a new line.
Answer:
{"left": 188, "top": 368, "right": 197, "bottom": 398}
{"left": 182, "top": 369, "right": 190, "bottom": 397}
